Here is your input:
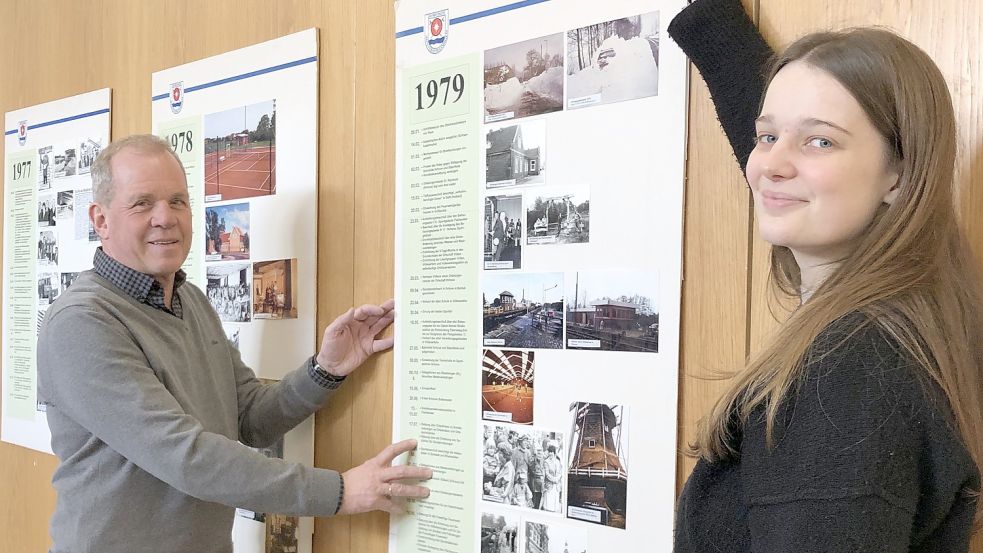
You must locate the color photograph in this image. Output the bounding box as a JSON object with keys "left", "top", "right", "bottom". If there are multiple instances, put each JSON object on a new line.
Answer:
{"left": 203, "top": 99, "right": 276, "bottom": 202}
{"left": 481, "top": 349, "right": 534, "bottom": 425}
{"left": 566, "top": 402, "right": 630, "bottom": 529}
{"left": 252, "top": 259, "right": 298, "bottom": 319}
{"left": 204, "top": 202, "right": 250, "bottom": 261}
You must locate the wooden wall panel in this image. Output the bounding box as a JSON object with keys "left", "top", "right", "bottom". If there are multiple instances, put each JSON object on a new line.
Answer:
{"left": 0, "top": 0, "right": 980, "bottom": 552}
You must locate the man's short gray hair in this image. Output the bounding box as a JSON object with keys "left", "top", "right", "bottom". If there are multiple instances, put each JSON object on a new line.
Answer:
{"left": 90, "top": 134, "right": 185, "bottom": 205}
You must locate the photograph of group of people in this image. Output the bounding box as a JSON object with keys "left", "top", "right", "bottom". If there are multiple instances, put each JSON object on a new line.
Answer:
{"left": 482, "top": 424, "right": 565, "bottom": 515}
{"left": 484, "top": 194, "right": 524, "bottom": 270}
{"left": 206, "top": 262, "right": 252, "bottom": 323}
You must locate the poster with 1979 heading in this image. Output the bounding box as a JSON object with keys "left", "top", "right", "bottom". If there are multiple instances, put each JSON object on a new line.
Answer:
{"left": 393, "top": 1, "right": 687, "bottom": 552}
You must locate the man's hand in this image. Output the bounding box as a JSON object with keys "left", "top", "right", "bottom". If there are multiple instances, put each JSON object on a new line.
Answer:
{"left": 316, "top": 299, "right": 395, "bottom": 377}
{"left": 337, "top": 439, "right": 432, "bottom": 515}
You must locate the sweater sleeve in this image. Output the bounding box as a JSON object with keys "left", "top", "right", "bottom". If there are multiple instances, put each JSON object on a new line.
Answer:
{"left": 39, "top": 305, "right": 343, "bottom": 516}
{"left": 667, "top": 0, "right": 774, "bottom": 173}
{"left": 229, "top": 344, "right": 338, "bottom": 449}
{"left": 740, "top": 317, "right": 976, "bottom": 551}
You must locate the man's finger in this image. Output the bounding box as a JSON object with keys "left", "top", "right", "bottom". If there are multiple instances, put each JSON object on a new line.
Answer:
{"left": 353, "top": 304, "right": 385, "bottom": 321}
{"left": 384, "top": 500, "right": 406, "bottom": 515}
{"left": 375, "top": 438, "right": 418, "bottom": 464}
{"left": 389, "top": 482, "right": 431, "bottom": 499}
{"left": 380, "top": 298, "right": 396, "bottom": 311}
{"left": 382, "top": 464, "right": 433, "bottom": 482}
{"left": 372, "top": 336, "right": 395, "bottom": 353}
{"left": 324, "top": 307, "right": 355, "bottom": 333}
{"left": 370, "top": 311, "right": 396, "bottom": 335}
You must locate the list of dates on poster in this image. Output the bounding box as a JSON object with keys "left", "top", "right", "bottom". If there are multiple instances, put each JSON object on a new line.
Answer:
{"left": 399, "top": 55, "right": 481, "bottom": 551}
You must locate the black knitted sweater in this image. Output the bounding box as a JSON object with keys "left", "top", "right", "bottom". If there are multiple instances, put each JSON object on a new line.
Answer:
{"left": 667, "top": 1, "right": 981, "bottom": 551}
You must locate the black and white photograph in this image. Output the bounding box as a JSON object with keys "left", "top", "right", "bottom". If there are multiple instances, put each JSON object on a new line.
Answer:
{"left": 486, "top": 119, "right": 546, "bottom": 188}
{"left": 482, "top": 349, "right": 534, "bottom": 425}
{"left": 226, "top": 327, "right": 240, "bottom": 351}
{"left": 38, "top": 145, "right": 53, "bottom": 191}
{"left": 37, "top": 273, "right": 59, "bottom": 306}
{"left": 525, "top": 187, "right": 589, "bottom": 245}
{"left": 38, "top": 195, "right": 56, "bottom": 227}
{"left": 567, "top": 12, "right": 660, "bottom": 109}
{"left": 60, "top": 272, "right": 80, "bottom": 293}
{"left": 481, "top": 512, "right": 520, "bottom": 553}
{"left": 72, "top": 189, "right": 97, "bottom": 241}
{"left": 206, "top": 262, "right": 252, "bottom": 323}
{"left": 204, "top": 202, "right": 250, "bottom": 261}
{"left": 253, "top": 259, "right": 298, "bottom": 319}
{"left": 566, "top": 402, "right": 629, "bottom": 529}
{"left": 484, "top": 194, "right": 523, "bottom": 270}
{"left": 525, "top": 520, "right": 588, "bottom": 553}
{"left": 483, "top": 272, "right": 563, "bottom": 350}
{"left": 484, "top": 34, "right": 564, "bottom": 123}
{"left": 565, "top": 271, "right": 659, "bottom": 353}
{"left": 56, "top": 190, "right": 74, "bottom": 219}
{"left": 78, "top": 137, "right": 102, "bottom": 174}
{"left": 483, "top": 423, "right": 565, "bottom": 514}
{"left": 52, "top": 146, "right": 77, "bottom": 179}
{"left": 38, "top": 230, "right": 57, "bottom": 266}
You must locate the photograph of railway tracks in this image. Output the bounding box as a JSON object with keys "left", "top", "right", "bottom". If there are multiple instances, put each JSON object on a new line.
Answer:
{"left": 565, "top": 271, "right": 659, "bottom": 353}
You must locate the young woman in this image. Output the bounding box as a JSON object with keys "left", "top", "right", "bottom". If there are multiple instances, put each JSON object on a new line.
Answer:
{"left": 667, "top": 0, "right": 983, "bottom": 550}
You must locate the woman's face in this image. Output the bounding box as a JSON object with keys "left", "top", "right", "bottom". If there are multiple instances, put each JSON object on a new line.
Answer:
{"left": 746, "top": 61, "right": 900, "bottom": 266}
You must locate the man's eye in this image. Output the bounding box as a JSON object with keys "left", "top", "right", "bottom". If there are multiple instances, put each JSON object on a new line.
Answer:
{"left": 808, "top": 137, "right": 834, "bottom": 148}
{"left": 756, "top": 134, "right": 777, "bottom": 145}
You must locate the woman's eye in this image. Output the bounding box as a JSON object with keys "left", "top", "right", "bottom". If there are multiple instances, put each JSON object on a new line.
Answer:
{"left": 808, "top": 137, "right": 834, "bottom": 148}
{"left": 756, "top": 134, "right": 777, "bottom": 145}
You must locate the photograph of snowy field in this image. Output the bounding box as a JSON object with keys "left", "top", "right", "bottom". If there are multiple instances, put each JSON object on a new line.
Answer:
{"left": 566, "top": 12, "right": 660, "bottom": 109}
{"left": 484, "top": 34, "right": 564, "bottom": 123}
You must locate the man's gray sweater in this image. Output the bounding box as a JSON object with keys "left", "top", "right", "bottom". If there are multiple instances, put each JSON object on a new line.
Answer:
{"left": 37, "top": 270, "right": 343, "bottom": 553}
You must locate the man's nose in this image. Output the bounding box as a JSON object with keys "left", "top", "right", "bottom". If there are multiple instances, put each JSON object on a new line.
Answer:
{"left": 150, "top": 201, "right": 177, "bottom": 227}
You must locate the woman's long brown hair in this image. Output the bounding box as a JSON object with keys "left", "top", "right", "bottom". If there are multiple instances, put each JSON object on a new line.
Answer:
{"left": 692, "top": 27, "right": 983, "bottom": 527}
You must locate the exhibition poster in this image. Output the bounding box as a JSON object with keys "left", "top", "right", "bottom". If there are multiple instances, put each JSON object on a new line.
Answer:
{"left": 393, "top": 1, "right": 687, "bottom": 552}
{"left": 2, "top": 89, "right": 111, "bottom": 454}
{"left": 152, "top": 29, "right": 319, "bottom": 553}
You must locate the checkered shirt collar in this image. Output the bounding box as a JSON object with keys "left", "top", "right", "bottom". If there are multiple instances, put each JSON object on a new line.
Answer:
{"left": 92, "top": 247, "right": 186, "bottom": 317}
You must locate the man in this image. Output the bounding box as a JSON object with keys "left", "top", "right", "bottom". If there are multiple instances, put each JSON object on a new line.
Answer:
{"left": 492, "top": 210, "right": 506, "bottom": 261}
{"left": 37, "top": 135, "right": 430, "bottom": 553}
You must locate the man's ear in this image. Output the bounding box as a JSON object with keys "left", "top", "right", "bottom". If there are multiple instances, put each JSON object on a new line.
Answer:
{"left": 90, "top": 202, "right": 110, "bottom": 240}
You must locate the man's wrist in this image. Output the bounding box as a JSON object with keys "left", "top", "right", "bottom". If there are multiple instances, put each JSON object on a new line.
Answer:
{"left": 309, "top": 355, "right": 347, "bottom": 390}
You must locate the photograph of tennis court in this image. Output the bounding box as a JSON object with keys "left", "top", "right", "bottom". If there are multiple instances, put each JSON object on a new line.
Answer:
{"left": 203, "top": 99, "right": 276, "bottom": 202}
